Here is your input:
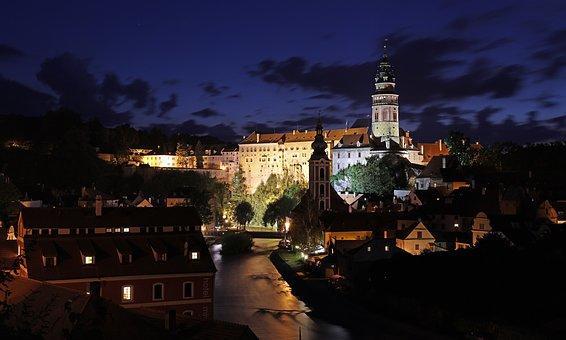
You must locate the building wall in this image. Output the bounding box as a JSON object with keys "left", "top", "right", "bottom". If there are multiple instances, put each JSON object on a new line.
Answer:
{"left": 50, "top": 274, "right": 214, "bottom": 320}
{"left": 323, "top": 230, "right": 373, "bottom": 248}
{"left": 396, "top": 222, "right": 435, "bottom": 255}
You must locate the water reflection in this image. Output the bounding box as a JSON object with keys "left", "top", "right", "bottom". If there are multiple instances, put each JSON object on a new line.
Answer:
{"left": 212, "top": 239, "right": 351, "bottom": 340}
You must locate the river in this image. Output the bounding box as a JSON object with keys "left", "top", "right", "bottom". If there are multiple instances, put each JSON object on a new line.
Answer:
{"left": 212, "top": 239, "right": 352, "bottom": 340}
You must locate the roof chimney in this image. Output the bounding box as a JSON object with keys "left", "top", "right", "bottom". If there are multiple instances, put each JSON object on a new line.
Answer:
{"left": 442, "top": 157, "right": 446, "bottom": 169}
{"left": 439, "top": 139, "right": 443, "bottom": 151}
{"left": 95, "top": 195, "right": 102, "bottom": 216}
{"left": 256, "top": 133, "right": 260, "bottom": 143}
{"left": 165, "top": 310, "right": 176, "bottom": 331}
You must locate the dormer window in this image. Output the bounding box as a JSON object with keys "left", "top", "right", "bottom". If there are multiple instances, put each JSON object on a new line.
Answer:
{"left": 158, "top": 252, "right": 167, "bottom": 261}
{"left": 150, "top": 240, "right": 168, "bottom": 262}
{"left": 191, "top": 251, "right": 200, "bottom": 260}
{"left": 43, "top": 256, "right": 57, "bottom": 267}
{"left": 84, "top": 255, "right": 95, "bottom": 264}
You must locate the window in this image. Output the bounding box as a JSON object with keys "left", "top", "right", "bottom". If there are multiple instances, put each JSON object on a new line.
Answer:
{"left": 191, "top": 251, "right": 200, "bottom": 260}
{"left": 182, "top": 310, "right": 194, "bottom": 318}
{"left": 319, "top": 184, "right": 325, "bottom": 196}
{"left": 367, "top": 246, "right": 371, "bottom": 252}
{"left": 319, "top": 167, "right": 325, "bottom": 180}
{"left": 122, "top": 285, "right": 133, "bottom": 301}
{"left": 84, "top": 256, "right": 95, "bottom": 264}
{"left": 114, "top": 228, "right": 121, "bottom": 233}
{"left": 454, "top": 223, "right": 459, "bottom": 228}
{"left": 416, "top": 231, "right": 423, "bottom": 239}
{"left": 385, "top": 245, "right": 390, "bottom": 252}
{"left": 153, "top": 283, "right": 164, "bottom": 301}
{"left": 43, "top": 256, "right": 56, "bottom": 267}
{"left": 415, "top": 244, "right": 420, "bottom": 250}
{"left": 183, "top": 282, "right": 194, "bottom": 298}
{"left": 123, "top": 227, "right": 130, "bottom": 233}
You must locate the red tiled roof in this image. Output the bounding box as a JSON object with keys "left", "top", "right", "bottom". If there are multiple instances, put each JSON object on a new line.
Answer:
{"left": 20, "top": 207, "right": 202, "bottom": 229}
{"left": 25, "top": 232, "right": 216, "bottom": 281}
{"left": 239, "top": 127, "right": 368, "bottom": 145}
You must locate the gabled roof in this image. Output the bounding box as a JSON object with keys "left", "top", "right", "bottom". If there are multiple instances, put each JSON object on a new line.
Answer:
{"left": 322, "top": 211, "right": 394, "bottom": 232}
{"left": 24, "top": 232, "right": 216, "bottom": 281}
{"left": 347, "top": 237, "right": 405, "bottom": 262}
{"left": 334, "top": 133, "right": 371, "bottom": 149}
{"left": 20, "top": 206, "right": 202, "bottom": 229}
{"left": 417, "top": 155, "right": 463, "bottom": 180}
{"left": 239, "top": 127, "right": 368, "bottom": 145}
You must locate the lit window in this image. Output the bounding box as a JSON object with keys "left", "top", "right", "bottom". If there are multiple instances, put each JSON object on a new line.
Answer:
{"left": 122, "top": 285, "right": 133, "bottom": 301}
{"left": 106, "top": 228, "right": 112, "bottom": 233}
{"left": 191, "top": 251, "right": 199, "bottom": 260}
{"left": 153, "top": 283, "right": 164, "bottom": 301}
{"left": 114, "top": 228, "right": 121, "bottom": 233}
{"left": 454, "top": 223, "right": 459, "bottom": 228}
{"left": 183, "top": 282, "right": 194, "bottom": 298}
{"left": 123, "top": 227, "right": 130, "bottom": 233}
{"left": 84, "top": 256, "right": 94, "bottom": 264}
{"left": 367, "top": 246, "right": 371, "bottom": 252}
{"left": 385, "top": 245, "right": 390, "bottom": 251}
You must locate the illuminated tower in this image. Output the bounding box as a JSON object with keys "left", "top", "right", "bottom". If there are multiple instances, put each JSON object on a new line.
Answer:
{"left": 371, "top": 41, "right": 400, "bottom": 144}
{"left": 309, "top": 118, "right": 331, "bottom": 211}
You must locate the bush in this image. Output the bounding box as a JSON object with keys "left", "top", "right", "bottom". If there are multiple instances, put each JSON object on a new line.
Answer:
{"left": 220, "top": 232, "right": 253, "bottom": 255}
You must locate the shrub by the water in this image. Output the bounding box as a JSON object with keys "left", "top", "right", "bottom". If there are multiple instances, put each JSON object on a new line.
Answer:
{"left": 220, "top": 232, "right": 254, "bottom": 255}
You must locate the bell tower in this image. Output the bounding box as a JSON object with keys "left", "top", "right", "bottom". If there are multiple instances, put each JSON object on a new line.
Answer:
{"left": 309, "top": 117, "right": 331, "bottom": 211}
{"left": 371, "top": 40, "right": 400, "bottom": 144}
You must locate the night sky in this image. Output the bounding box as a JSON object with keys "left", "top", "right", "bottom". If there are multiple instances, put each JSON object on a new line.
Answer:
{"left": 1, "top": 0, "right": 565, "bottom": 143}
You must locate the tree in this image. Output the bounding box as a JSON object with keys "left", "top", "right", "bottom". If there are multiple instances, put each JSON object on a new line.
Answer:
{"left": 220, "top": 232, "right": 253, "bottom": 255}
{"left": 234, "top": 201, "right": 254, "bottom": 230}
{"left": 445, "top": 131, "right": 477, "bottom": 167}
{"left": 0, "top": 177, "right": 20, "bottom": 226}
{"left": 230, "top": 167, "right": 247, "bottom": 204}
{"left": 289, "top": 191, "right": 322, "bottom": 251}
{"left": 263, "top": 191, "right": 301, "bottom": 228}
{"left": 331, "top": 154, "right": 414, "bottom": 196}
{"left": 195, "top": 140, "right": 204, "bottom": 169}
{"left": 175, "top": 142, "right": 191, "bottom": 168}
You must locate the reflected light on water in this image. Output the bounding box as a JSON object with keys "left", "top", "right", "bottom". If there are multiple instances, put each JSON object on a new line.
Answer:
{"left": 211, "top": 239, "right": 351, "bottom": 340}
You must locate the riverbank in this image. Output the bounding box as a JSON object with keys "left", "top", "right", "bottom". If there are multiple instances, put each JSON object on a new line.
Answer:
{"left": 270, "top": 250, "right": 453, "bottom": 339}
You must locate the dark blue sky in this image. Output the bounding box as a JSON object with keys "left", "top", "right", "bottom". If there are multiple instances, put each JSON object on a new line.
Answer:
{"left": 1, "top": 0, "right": 565, "bottom": 143}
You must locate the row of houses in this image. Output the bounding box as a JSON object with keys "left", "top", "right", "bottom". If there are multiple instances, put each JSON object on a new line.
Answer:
{"left": 1, "top": 201, "right": 217, "bottom": 322}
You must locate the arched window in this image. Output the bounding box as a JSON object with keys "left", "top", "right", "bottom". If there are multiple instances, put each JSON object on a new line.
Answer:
{"left": 319, "top": 200, "right": 325, "bottom": 210}
{"left": 319, "top": 184, "right": 325, "bottom": 196}
{"left": 319, "top": 167, "right": 325, "bottom": 180}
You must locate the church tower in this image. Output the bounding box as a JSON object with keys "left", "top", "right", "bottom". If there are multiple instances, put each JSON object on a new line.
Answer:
{"left": 371, "top": 41, "right": 400, "bottom": 144}
{"left": 309, "top": 118, "right": 331, "bottom": 211}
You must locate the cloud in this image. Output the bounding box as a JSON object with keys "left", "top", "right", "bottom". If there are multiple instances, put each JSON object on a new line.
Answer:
{"left": 306, "top": 93, "right": 336, "bottom": 100}
{"left": 189, "top": 108, "right": 221, "bottom": 118}
{"left": 163, "top": 78, "right": 181, "bottom": 86}
{"left": 532, "top": 29, "right": 566, "bottom": 78}
{"left": 248, "top": 35, "right": 526, "bottom": 108}
{"left": 403, "top": 105, "right": 565, "bottom": 144}
{"left": 0, "top": 44, "right": 25, "bottom": 60}
{"left": 226, "top": 93, "right": 242, "bottom": 99}
{"left": 35, "top": 52, "right": 171, "bottom": 125}
{"left": 158, "top": 93, "right": 178, "bottom": 117}
{"left": 200, "top": 81, "right": 229, "bottom": 97}
{"left": 0, "top": 75, "right": 55, "bottom": 116}
{"left": 149, "top": 119, "right": 239, "bottom": 142}
{"left": 447, "top": 6, "right": 515, "bottom": 31}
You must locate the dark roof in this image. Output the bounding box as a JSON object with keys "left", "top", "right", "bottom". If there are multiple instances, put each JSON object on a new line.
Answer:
{"left": 0, "top": 238, "right": 17, "bottom": 270}
{"left": 347, "top": 237, "right": 405, "bottom": 262}
{"left": 334, "top": 133, "right": 371, "bottom": 149}
{"left": 350, "top": 118, "right": 370, "bottom": 128}
{"left": 20, "top": 206, "right": 202, "bottom": 229}
{"left": 370, "top": 137, "right": 404, "bottom": 152}
{"left": 417, "top": 155, "right": 464, "bottom": 180}
{"left": 25, "top": 232, "right": 216, "bottom": 281}
{"left": 322, "top": 211, "right": 394, "bottom": 232}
